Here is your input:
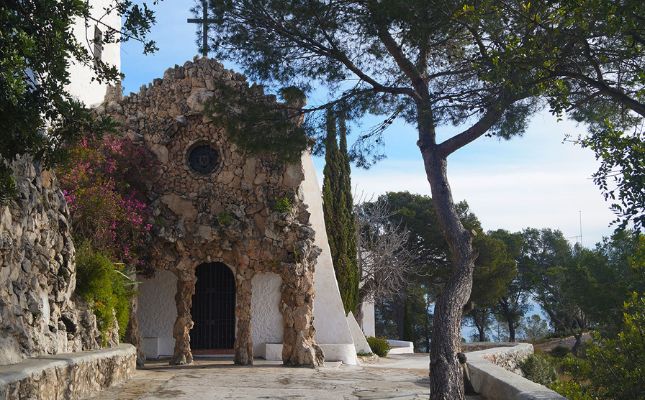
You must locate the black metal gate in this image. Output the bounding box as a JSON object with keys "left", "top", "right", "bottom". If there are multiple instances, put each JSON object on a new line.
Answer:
{"left": 190, "top": 262, "right": 236, "bottom": 349}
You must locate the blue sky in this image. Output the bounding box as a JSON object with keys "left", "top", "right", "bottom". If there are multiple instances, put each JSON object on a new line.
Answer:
{"left": 121, "top": 1, "right": 616, "bottom": 247}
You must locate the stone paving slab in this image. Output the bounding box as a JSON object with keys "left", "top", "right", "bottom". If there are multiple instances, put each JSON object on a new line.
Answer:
{"left": 92, "top": 357, "right": 483, "bottom": 400}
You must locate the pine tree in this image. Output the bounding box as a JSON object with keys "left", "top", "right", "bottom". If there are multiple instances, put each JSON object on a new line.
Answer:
{"left": 322, "top": 109, "right": 359, "bottom": 315}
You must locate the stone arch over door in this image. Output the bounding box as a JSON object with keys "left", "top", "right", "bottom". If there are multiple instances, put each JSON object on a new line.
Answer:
{"left": 190, "top": 262, "right": 236, "bottom": 353}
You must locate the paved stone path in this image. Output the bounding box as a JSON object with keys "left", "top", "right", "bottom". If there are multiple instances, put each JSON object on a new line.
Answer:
{"left": 93, "top": 355, "right": 482, "bottom": 399}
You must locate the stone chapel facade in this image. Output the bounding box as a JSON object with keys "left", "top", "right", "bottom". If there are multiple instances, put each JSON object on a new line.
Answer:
{"left": 100, "top": 58, "right": 358, "bottom": 367}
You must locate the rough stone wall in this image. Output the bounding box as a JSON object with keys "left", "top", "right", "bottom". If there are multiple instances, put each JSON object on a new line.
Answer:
{"left": 0, "top": 157, "right": 101, "bottom": 366}
{"left": 0, "top": 344, "right": 136, "bottom": 400}
{"left": 101, "top": 57, "right": 323, "bottom": 366}
{"left": 477, "top": 343, "right": 534, "bottom": 374}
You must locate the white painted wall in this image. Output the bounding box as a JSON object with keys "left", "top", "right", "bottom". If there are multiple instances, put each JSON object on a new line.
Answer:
{"left": 300, "top": 153, "right": 357, "bottom": 365}
{"left": 361, "top": 301, "right": 376, "bottom": 337}
{"left": 347, "top": 312, "right": 372, "bottom": 354}
{"left": 251, "top": 273, "right": 283, "bottom": 358}
{"left": 66, "top": 0, "right": 121, "bottom": 107}
{"left": 137, "top": 270, "right": 177, "bottom": 358}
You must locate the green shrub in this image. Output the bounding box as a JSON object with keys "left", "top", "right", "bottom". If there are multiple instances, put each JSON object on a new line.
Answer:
{"left": 550, "top": 380, "right": 593, "bottom": 400}
{"left": 216, "top": 212, "right": 233, "bottom": 226}
{"left": 0, "top": 165, "right": 16, "bottom": 205}
{"left": 75, "top": 243, "right": 134, "bottom": 344}
{"left": 366, "top": 336, "right": 391, "bottom": 357}
{"left": 553, "top": 293, "right": 645, "bottom": 400}
{"left": 550, "top": 345, "right": 570, "bottom": 358}
{"left": 273, "top": 196, "right": 292, "bottom": 213}
{"left": 520, "top": 354, "right": 557, "bottom": 386}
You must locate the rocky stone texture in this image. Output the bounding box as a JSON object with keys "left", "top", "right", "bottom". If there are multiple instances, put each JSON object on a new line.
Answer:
{"left": 124, "top": 290, "right": 145, "bottom": 367}
{"left": 0, "top": 344, "right": 136, "bottom": 400}
{"left": 465, "top": 344, "right": 566, "bottom": 400}
{"left": 100, "top": 57, "right": 323, "bottom": 367}
{"left": 0, "top": 157, "right": 101, "bottom": 366}
{"left": 478, "top": 343, "right": 533, "bottom": 375}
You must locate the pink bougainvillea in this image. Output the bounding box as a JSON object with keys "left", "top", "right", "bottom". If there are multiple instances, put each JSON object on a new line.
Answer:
{"left": 58, "top": 135, "right": 157, "bottom": 268}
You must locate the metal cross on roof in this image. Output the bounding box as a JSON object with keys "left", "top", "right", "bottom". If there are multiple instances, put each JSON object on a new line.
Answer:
{"left": 187, "top": 0, "right": 216, "bottom": 57}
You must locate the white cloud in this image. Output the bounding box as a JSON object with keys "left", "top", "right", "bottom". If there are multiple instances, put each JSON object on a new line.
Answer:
{"left": 347, "top": 158, "right": 615, "bottom": 246}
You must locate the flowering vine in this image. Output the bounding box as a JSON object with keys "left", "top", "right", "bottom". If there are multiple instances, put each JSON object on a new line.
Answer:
{"left": 58, "top": 135, "right": 157, "bottom": 269}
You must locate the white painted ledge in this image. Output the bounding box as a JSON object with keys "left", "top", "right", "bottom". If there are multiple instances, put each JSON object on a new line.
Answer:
{"left": 260, "top": 343, "right": 358, "bottom": 365}
{"left": 387, "top": 340, "right": 414, "bottom": 354}
{"left": 466, "top": 344, "right": 566, "bottom": 400}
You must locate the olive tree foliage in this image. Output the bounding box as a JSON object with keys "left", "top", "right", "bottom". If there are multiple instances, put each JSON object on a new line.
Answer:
{"left": 470, "top": 0, "right": 645, "bottom": 230}
{"left": 354, "top": 195, "right": 415, "bottom": 320}
{"left": 1, "top": 0, "right": 159, "bottom": 201}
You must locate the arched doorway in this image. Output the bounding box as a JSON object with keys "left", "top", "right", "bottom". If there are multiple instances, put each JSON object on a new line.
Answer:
{"left": 190, "top": 262, "right": 236, "bottom": 351}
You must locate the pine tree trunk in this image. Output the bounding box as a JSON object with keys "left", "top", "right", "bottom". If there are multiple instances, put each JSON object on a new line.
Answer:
{"left": 395, "top": 294, "right": 406, "bottom": 339}
{"left": 424, "top": 297, "right": 432, "bottom": 352}
{"left": 508, "top": 322, "right": 516, "bottom": 342}
{"left": 572, "top": 332, "right": 582, "bottom": 356}
{"left": 477, "top": 325, "right": 486, "bottom": 342}
{"left": 418, "top": 103, "right": 476, "bottom": 400}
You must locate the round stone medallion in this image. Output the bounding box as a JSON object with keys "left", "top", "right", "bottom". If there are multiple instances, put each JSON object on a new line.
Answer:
{"left": 187, "top": 144, "right": 219, "bottom": 175}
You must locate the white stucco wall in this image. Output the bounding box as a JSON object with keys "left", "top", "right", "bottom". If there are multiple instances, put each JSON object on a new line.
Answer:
{"left": 137, "top": 270, "right": 177, "bottom": 358}
{"left": 251, "top": 273, "right": 283, "bottom": 358}
{"left": 361, "top": 301, "right": 376, "bottom": 337}
{"left": 300, "top": 153, "right": 357, "bottom": 365}
{"left": 347, "top": 312, "right": 372, "bottom": 354}
{"left": 66, "top": 0, "right": 121, "bottom": 107}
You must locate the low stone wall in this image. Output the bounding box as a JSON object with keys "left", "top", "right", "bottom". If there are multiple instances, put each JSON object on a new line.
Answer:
{"left": 461, "top": 342, "right": 516, "bottom": 353}
{"left": 0, "top": 344, "right": 136, "bottom": 400}
{"left": 465, "top": 343, "right": 565, "bottom": 400}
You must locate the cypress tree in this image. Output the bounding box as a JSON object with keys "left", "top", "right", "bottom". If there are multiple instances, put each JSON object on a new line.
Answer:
{"left": 322, "top": 109, "right": 359, "bottom": 315}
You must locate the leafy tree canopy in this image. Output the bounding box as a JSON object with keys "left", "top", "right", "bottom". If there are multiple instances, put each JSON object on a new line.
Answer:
{"left": 379, "top": 191, "right": 481, "bottom": 297}
{"left": 463, "top": 0, "right": 644, "bottom": 230}
{"left": 200, "top": 1, "right": 643, "bottom": 395}
{"left": 201, "top": 0, "right": 643, "bottom": 230}
{"left": 489, "top": 229, "right": 531, "bottom": 342}
{"left": 553, "top": 293, "right": 645, "bottom": 400}
{"left": 566, "top": 231, "right": 645, "bottom": 335}
{"left": 1, "top": 0, "right": 159, "bottom": 199}
{"left": 469, "top": 233, "right": 517, "bottom": 307}
{"left": 520, "top": 228, "right": 577, "bottom": 334}
{"left": 205, "top": 0, "right": 538, "bottom": 166}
